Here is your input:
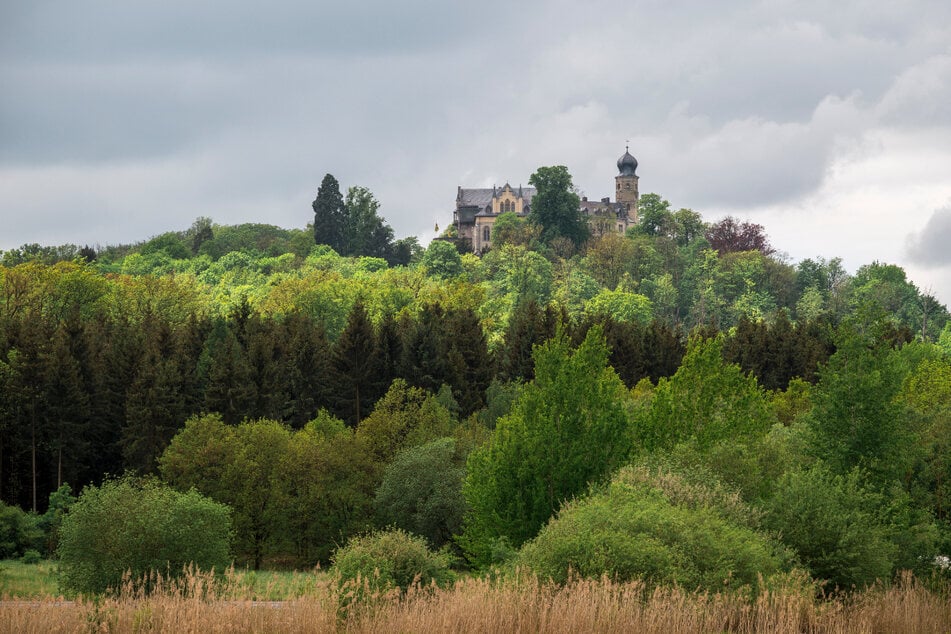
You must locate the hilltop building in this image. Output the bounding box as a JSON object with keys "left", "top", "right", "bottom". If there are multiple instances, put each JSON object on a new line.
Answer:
{"left": 452, "top": 148, "right": 640, "bottom": 252}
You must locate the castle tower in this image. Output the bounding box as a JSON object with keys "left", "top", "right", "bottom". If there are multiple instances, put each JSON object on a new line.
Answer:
{"left": 615, "top": 146, "right": 639, "bottom": 222}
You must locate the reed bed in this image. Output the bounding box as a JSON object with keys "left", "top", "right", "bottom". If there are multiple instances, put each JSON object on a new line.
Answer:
{"left": 2, "top": 569, "right": 948, "bottom": 633}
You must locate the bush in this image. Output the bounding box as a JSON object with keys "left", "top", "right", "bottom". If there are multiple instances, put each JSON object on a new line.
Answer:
{"left": 332, "top": 528, "right": 453, "bottom": 600}
{"left": 762, "top": 464, "right": 907, "bottom": 589}
{"left": 518, "top": 462, "right": 787, "bottom": 592}
{"left": 38, "top": 483, "right": 76, "bottom": 556}
{"left": 57, "top": 476, "right": 232, "bottom": 595}
{"left": 0, "top": 502, "right": 41, "bottom": 559}
{"left": 20, "top": 549, "right": 41, "bottom": 564}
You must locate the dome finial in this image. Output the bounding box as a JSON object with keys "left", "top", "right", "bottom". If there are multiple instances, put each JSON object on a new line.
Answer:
{"left": 617, "top": 145, "right": 638, "bottom": 176}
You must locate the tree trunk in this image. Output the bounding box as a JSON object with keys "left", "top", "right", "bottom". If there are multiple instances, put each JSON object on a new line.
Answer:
{"left": 31, "top": 411, "right": 37, "bottom": 513}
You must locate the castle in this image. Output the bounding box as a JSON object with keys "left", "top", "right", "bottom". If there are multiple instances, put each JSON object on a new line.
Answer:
{"left": 453, "top": 148, "right": 640, "bottom": 252}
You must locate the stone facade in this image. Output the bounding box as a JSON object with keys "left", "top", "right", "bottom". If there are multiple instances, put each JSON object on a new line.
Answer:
{"left": 453, "top": 149, "right": 640, "bottom": 252}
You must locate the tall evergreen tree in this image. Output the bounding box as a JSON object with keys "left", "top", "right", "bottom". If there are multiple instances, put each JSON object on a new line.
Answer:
{"left": 375, "top": 312, "right": 404, "bottom": 391}
{"left": 331, "top": 302, "right": 383, "bottom": 426}
{"left": 498, "top": 300, "right": 563, "bottom": 382}
{"left": 40, "top": 324, "right": 90, "bottom": 489}
{"left": 443, "top": 308, "right": 492, "bottom": 417}
{"left": 400, "top": 304, "right": 449, "bottom": 394}
{"left": 80, "top": 315, "right": 133, "bottom": 487}
{"left": 122, "top": 330, "right": 187, "bottom": 474}
{"left": 283, "top": 312, "right": 332, "bottom": 428}
{"left": 312, "top": 173, "right": 345, "bottom": 253}
{"left": 6, "top": 311, "right": 50, "bottom": 511}
{"left": 244, "top": 313, "right": 291, "bottom": 421}
{"left": 202, "top": 321, "right": 256, "bottom": 426}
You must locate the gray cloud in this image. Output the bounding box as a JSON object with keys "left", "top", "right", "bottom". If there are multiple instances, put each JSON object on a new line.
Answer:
{"left": 2, "top": 0, "right": 951, "bottom": 295}
{"left": 906, "top": 205, "right": 951, "bottom": 267}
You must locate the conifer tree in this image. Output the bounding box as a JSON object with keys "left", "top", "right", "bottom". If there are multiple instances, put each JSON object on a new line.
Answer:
{"left": 283, "top": 312, "right": 332, "bottom": 428}
{"left": 312, "top": 173, "right": 345, "bottom": 253}
{"left": 80, "top": 317, "right": 132, "bottom": 488}
{"left": 41, "top": 324, "right": 90, "bottom": 488}
{"left": 498, "top": 299, "right": 562, "bottom": 382}
{"left": 122, "top": 333, "right": 187, "bottom": 474}
{"left": 202, "top": 321, "right": 256, "bottom": 426}
{"left": 400, "top": 304, "right": 448, "bottom": 394}
{"left": 443, "top": 308, "right": 492, "bottom": 416}
{"left": 244, "top": 314, "right": 291, "bottom": 421}
{"left": 375, "top": 313, "right": 404, "bottom": 392}
{"left": 331, "top": 302, "right": 382, "bottom": 426}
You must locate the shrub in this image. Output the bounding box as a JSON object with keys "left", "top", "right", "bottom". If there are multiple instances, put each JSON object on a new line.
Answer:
{"left": 0, "top": 502, "right": 41, "bottom": 558}
{"left": 518, "top": 462, "right": 787, "bottom": 592}
{"left": 762, "top": 464, "right": 905, "bottom": 589}
{"left": 57, "top": 476, "right": 232, "bottom": 595}
{"left": 332, "top": 529, "right": 453, "bottom": 599}
{"left": 38, "top": 483, "right": 76, "bottom": 556}
{"left": 20, "top": 549, "right": 41, "bottom": 564}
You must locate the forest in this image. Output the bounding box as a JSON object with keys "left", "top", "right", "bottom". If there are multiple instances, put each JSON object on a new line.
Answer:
{"left": 1, "top": 173, "right": 951, "bottom": 599}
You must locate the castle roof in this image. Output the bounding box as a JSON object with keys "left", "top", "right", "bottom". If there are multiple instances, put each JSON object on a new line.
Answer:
{"left": 617, "top": 148, "right": 638, "bottom": 176}
{"left": 457, "top": 186, "right": 536, "bottom": 209}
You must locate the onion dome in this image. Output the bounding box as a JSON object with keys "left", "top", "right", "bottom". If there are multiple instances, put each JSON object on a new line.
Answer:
{"left": 617, "top": 147, "right": 638, "bottom": 176}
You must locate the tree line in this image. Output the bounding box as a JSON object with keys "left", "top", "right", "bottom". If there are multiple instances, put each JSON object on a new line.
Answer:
{"left": 0, "top": 258, "right": 847, "bottom": 517}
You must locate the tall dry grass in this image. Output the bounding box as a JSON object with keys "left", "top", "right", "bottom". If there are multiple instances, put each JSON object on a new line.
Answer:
{"left": 1, "top": 568, "right": 948, "bottom": 633}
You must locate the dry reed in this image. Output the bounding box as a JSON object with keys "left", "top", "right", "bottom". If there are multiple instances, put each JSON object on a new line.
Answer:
{"left": 1, "top": 568, "right": 948, "bottom": 633}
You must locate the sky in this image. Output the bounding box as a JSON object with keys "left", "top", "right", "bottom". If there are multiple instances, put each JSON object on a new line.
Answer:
{"left": 2, "top": 0, "right": 951, "bottom": 304}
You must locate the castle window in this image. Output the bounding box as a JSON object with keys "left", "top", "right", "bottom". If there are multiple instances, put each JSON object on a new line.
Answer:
{"left": 483, "top": 226, "right": 491, "bottom": 242}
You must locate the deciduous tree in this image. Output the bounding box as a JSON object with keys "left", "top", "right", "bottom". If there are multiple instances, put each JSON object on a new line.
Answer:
{"left": 461, "top": 327, "right": 632, "bottom": 565}
{"left": 527, "top": 166, "right": 588, "bottom": 248}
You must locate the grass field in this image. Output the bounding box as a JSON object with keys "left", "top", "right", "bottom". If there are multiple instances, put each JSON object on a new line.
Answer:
{"left": 0, "top": 560, "right": 330, "bottom": 600}
{"left": 1, "top": 567, "right": 949, "bottom": 633}
{"left": 0, "top": 560, "right": 60, "bottom": 598}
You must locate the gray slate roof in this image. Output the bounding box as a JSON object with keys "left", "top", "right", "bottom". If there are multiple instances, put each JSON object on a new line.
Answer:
{"left": 457, "top": 186, "right": 537, "bottom": 209}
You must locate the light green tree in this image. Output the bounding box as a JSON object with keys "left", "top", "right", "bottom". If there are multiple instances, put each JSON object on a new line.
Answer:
{"left": 635, "top": 335, "right": 773, "bottom": 453}
{"left": 583, "top": 287, "right": 654, "bottom": 325}
{"left": 461, "top": 326, "right": 632, "bottom": 565}
{"left": 420, "top": 240, "right": 463, "bottom": 279}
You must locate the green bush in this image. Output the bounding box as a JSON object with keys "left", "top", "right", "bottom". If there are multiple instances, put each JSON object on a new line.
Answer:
{"left": 518, "top": 462, "right": 787, "bottom": 591}
{"left": 332, "top": 528, "right": 453, "bottom": 599}
{"left": 57, "top": 476, "right": 232, "bottom": 595}
{"left": 762, "top": 464, "right": 911, "bottom": 589}
{"left": 0, "top": 502, "right": 41, "bottom": 559}
{"left": 38, "top": 483, "right": 76, "bottom": 557}
{"left": 20, "top": 549, "right": 41, "bottom": 564}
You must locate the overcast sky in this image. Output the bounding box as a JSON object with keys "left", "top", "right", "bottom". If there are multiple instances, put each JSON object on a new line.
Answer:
{"left": 2, "top": 1, "right": 950, "bottom": 304}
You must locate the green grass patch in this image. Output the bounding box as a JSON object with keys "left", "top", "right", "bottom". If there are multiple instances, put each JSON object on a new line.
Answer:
{"left": 0, "top": 559, "right": 61, "bottom": 598}
{"left": 0, "top": 559, "right": 330, "bottom": 600}
{"left": 223, "top": 566, "right": 331, "bottom": 600}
